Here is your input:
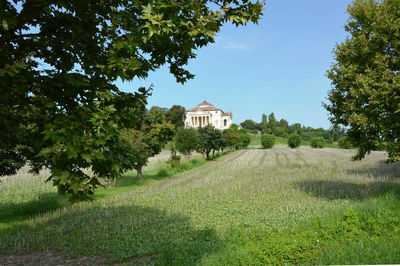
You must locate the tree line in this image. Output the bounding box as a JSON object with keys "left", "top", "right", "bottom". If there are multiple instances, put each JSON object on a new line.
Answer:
{"left": 240, "top": 113, "right": 347, "bottom": 143}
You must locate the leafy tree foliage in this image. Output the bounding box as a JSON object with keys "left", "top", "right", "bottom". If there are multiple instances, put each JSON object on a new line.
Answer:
{"left": 120, "top": 110, "right": 174, "bottom": 180}
{"left": 240, "top": 119, "right": 260, "bottom": 131}
{"left": 288, "top": 134, "right": 302, "bottom": 149}
{"left": 247, "top": 114, "right": 346, "bottom": 143}
{"left": 175, "top": 128, "right": 198, "bottom": 156}
{"left": 222, "top": 129, "right": 241, "bottom": 150}
{"left": 261, "top": 134, "right": 275, "bottom": 149}
{"left": 338, "top": 137, "right": 353, "bottom": 149}
{"left": 197, "top": 125, "right": 222, "bottom": 159}
{"left": 1, "top": 0, "right": 263, "bottom": 198}
{"left": 165, "top": 105, "right": 186, "bottom": 129}
{"left": 261, "top": 113, "right": 269, "bottom": 134}
{"left": 310, "top": 137, "right": 325, "bottom": 148}
{"left": 324, "top": 0, "right": 400, "bottom": 161}
{"left": 238, "top": 134, "right": 251, "bottom": 149}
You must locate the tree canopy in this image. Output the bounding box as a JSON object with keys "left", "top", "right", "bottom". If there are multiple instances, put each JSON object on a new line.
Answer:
{"left": 120, "top": 109, "right": 174, "bottom": 180}
{"left": 165, "top": 105, "right": 186, "bottom": 129}
{"left": 325, "top": 0, "right": 400, "bottom": 161}
{"left": 0, "top": 0, "right": 264, "bottom": 199}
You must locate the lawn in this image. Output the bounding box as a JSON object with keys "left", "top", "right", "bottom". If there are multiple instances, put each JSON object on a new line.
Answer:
{"left": 1, "top": 147, "right": 399, "bottom": 264}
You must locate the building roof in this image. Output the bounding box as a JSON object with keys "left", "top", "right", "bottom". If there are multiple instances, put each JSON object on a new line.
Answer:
{"left": 186, "top": 101, "right": 233, "bottom": 118}
{"left": 186, "top": 101, "right": 222, "bottom": 112}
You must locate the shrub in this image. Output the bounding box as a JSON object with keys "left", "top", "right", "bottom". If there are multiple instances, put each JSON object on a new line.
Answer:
{"left": 261, "top": 134, "right": 275, "bottom": 149}
{"left": 310, "top": 137, "right": 325, "bottom": 148}
{"left": 167, "top": 142, "right": 181, "bottom": 168}
{"left": 237, "top": 134, "right": 251, "bottom": 149}
{"left": 338, "top": 137, "right": 353, "bottom": 149}
{"left": 288, "top": 134, "right": 302, "bottom": 149}
{"left": 175, "top": 128, "right": 198, "bottom": 156}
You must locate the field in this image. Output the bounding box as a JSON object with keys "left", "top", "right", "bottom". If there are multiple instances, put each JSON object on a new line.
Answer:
{"left": 1, "top": 146, "right": 400, "bottom": 264}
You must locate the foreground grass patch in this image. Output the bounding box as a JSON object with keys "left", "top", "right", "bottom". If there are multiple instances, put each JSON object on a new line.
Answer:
{"left": 1, "top": 148, "right": 399, "bottom": 264}
{"left": 201, "top": 192, "right": 400, "bottom": 265}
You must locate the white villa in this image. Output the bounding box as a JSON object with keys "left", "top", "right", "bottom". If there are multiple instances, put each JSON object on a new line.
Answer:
{"left": 185, "top": 101, "right": 232, "bottom": 130}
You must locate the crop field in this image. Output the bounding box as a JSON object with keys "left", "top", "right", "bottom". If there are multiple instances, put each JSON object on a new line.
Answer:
{"left": 1, "top": 147, "right": 400, "bottom": 265}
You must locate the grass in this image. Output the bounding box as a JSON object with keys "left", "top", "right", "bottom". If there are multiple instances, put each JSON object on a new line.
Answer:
{"left": 1, "top": 147, "right": 400, "bottom": 264}
{"left": 250, "top": 134, "right": 339, "bottom": 148}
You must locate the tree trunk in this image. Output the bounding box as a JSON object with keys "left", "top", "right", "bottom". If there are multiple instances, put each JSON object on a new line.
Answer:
{"left": 137, "top": 165, "right": 143, "bottom": 180}
{"left": 206, "top": 151, "right": 210, "bottom": 160}
{"left": 112, "top": 177, "right": 117, "bottom": 187}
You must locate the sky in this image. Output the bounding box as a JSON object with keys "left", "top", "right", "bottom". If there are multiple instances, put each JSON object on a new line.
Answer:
{"left": 116, "top": 0, "right": 353, "bottom": 129}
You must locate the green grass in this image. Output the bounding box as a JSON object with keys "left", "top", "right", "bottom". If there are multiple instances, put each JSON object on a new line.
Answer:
{"left": 1, "top": 147, "right": 399, "bottom": 264}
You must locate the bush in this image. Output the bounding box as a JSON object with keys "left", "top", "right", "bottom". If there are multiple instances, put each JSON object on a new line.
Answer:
{"left": 167, "top": 142, "right": 181, "bottom": 168}
{"left": 310, "top": 137, "right": 325, "bottom": 148}
{"left": 288, "top": 134, "right": 302, "bottom": 149}
{"left": 237, "top": 134, "right": 251, "bottom": 149}
{"left": 175, "top": 128, "right": 198, "bottom": 156}
{"left": 167, "top": 154, "right": 181, "bottom": 168}
{"left": 338, "top": 137, "right": 353, "bottom": 149}
{"left": 261, "top": 134, "right": 275, "bottom": 149}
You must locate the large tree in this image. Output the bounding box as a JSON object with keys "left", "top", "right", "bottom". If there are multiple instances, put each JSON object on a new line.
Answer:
{"left": 325, "top": 0, "right": 400, "bottom": 161}
{"left": 197, "top": 125, "right": 222, "bottom": 159}
{"left": 0, "top": 0, "right": 263, "bottom": 199}
{"left": 175, "top": 127, "right": 198, "bottom": 157}
{"left": 120, "top": 109, "right": 174, "bottom": 180}
{"left": 240, "top": 119, "right": 260, "bottom": 131}
{"left": 165, "top": 105, "right": 186, "bottom": 129}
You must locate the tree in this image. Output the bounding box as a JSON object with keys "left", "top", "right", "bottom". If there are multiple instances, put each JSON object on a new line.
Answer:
{"left": 240, "top": 119, "right": 259, "bottom": 131}
{"left": 310, "top": 137, "right": 325, "bottom": 148}
{"left": 324, "top": 0, "right": 400, "bottom": 161}
{"left": 175, "top": 128, "right": 198, "bottom": 157}
{"left": 1, "top": 0, "right": 264, "bottom": 199}
{"left": 120, "top": 111, "right": 174, "bottom": 180}
{"left": 165, "top": 105, "right": 186, "bottom": 129}
{"left": 338, "top": 137, "right": 353, "bottom": 149}
{"left": 237, "top": 134, "right": 251, "bottom": 149}
{"left": 288, "top": 134, "right": 302, "bottom": 149}
{"left": 261, "top": 113, "right": 268, "bottom": 133}
{"left": 261, "top": 134, "right": 275, "bottom": 149}
{"left": 268, "top": 112, "right": 277, "bottom": 134}
{"left": 222, "top": 129, "right": 241, "bottom": 150}
{"left": 197, "top": 125, "right": 222, "bottom": 159}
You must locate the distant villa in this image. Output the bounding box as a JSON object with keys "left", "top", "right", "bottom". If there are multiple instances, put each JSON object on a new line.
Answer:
{"left": 185, "top": 101, "right": 232, "bottom": 130}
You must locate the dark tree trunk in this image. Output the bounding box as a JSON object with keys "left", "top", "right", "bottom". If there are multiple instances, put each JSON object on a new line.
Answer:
{"left": 206, "top": 151, "right": 210, "bottom": 160}
{"left": 137, "top": 165, "right": 143, "bottom": 180}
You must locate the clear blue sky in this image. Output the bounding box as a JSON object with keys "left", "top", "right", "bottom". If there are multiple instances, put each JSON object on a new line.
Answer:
{"left": 117, "top": 0, "right": 353, "bottom": 129}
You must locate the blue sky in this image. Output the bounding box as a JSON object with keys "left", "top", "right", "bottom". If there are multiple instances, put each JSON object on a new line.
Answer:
{"left": 117, "top": 0, "right": 353, "bottom": 129}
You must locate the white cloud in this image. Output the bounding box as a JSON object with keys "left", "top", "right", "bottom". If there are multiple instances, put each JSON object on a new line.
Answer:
{"left": 223, "top": 40, "right": 252, "bottom": 51}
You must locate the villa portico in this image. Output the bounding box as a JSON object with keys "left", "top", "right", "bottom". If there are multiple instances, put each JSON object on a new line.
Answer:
{"left": 185, "top": 101, "right": 232, "bottom": 130}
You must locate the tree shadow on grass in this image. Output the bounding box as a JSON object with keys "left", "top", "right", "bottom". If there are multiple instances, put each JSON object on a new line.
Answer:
{"left": 347, "top": 161, "right": 400, "bottom": 180}
{"left": 0, "top": 192, "right": 68, "bottom": 224}
{"left": 295, "top": 180, "right": 400, "bottom": 200}
{"left": 2, "top": 205, "right": 220, "bottom": 265}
